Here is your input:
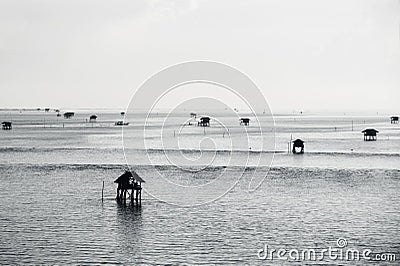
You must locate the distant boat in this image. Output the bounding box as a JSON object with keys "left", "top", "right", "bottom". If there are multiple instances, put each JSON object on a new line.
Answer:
{"left": 115, "top": 121, "right": 129, "bottom": 126}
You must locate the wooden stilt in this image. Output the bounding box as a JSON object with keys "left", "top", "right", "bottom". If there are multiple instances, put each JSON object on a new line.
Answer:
{"left": 101, "top": 181, "right": 104, "bottom": 202}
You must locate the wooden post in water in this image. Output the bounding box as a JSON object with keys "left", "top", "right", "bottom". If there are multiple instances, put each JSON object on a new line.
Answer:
{"left": 101, "top": 181, "right": 104, "bottom": 202}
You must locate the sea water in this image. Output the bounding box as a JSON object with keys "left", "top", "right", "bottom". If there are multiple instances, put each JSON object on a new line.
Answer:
{"left": 0, "top": 111, "right": 399, "bottom": 264}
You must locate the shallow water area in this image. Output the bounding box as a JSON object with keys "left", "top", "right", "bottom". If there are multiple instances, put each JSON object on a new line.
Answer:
{"left": 0, "top": 111, "right": 399, "bottom": 264}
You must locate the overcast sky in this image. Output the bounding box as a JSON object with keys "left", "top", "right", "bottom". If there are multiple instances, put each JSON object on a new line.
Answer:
{"left": 0, "top": 0, "right": 399, "bottom": 113}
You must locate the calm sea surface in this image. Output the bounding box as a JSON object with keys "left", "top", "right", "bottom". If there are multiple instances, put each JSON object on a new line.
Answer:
{"left": 0, "top": 111, "right": 399, "bottom": 264}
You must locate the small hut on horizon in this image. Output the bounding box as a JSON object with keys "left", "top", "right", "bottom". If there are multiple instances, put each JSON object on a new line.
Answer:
{"left": 45, "top": 108, "right": 50, "bottom": 112}
{"left": 89, "top": 115, "right": 97, "bottom": 122}
{"left": 292, "top": 139, "right": 304, "bottom": 154}
{"left": 240, "top": 118, "right": 250, "bottom": 126}
{"left": 391, "top": 116, "right": 399, "bottom": 124}
{"left": 2, "top": 121, "right": 12, "bottom": 130}
{"left": 63, "top": 112, "right": 75, "bottom": 119}
{"left": 362, "top": 128, "right": 379, "bottom": 141}
{"left": 198, "top": 117, "right": 210, "bottom": 127}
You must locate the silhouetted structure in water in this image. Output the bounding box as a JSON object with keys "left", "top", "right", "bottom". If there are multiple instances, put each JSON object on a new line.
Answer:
{"left": 114, "top": 171, "right": 144, "bottom": 205}
{"left": 45, "top": 108, "right": 50, "bottom": 112}
{"left": 198, "top": 117, "right": 210, "bottom": 127}
{"left": 240, "top": 118, "right": 250, "bottom": 126}
{"left": 89, "top": 115, "right": 97, "bottom": 122}
{"left": 391, "top": 116, "right": 399, "bottom": 124}
{"left": 115, "top": 121, "right": 129, "bottom": 126}
{"left": 2, "top": 122, "right": 12, "bottom": 130}
{"left": 63, "top": 112, "right": 75, "bottom": 119}
{"left": 120, "top": 112, "right": 125, "bottom": 116}
{"left": 190, "top": 112, "right": 197, "bottom": 118}
{"left": 362, "top": 129, "right": 379, "bottom": 141}
{"left": 292, "top": 139, "right": 304, "bottom": 154}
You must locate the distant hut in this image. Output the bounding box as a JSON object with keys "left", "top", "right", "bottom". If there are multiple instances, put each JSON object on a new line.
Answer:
{"left": 2, "top": 121, "right": 12, "bottom": 130}
{"left": 190, "top": 112, "right": 197, "bottom": 118}
{"left": 89, "top": 115, "right": 97, "bottom": 122}
{"left": 292, "top": 139, "right": 304, "bottom": 154}
{"left": 114, "top": 170, "right": 145, "bottom": 205}
{"left": 45, "top": 108, "right": 50, "bottom": 112}
{"left": 198, "top": 116, "right": 210, "bottom": 127}
{"left": 63, "top": 112, "right": 75, "bottom": 119}
{"left": 362, "top": 129, "right": 379, "bottom": 141}
{"left": 120, "top": 112, "right": 125, "bottom": 116}
{"left": 390, "top": 116, "right": 399, "bottom": 124}
{"left": 240, "top": 118, "right": 250, "bottom": 126}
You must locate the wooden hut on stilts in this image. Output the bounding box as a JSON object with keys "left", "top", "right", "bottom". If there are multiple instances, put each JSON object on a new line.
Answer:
{"left": 198, "top": 117, "right": 210, "bottom": 127}
{"left": 2, "top": 121, "right": 12, "bottom": 130}
{"left": 361, "top": 129, "right": 379, "bottom": 141}
{"left": 292, "top": 139, "right": 305, "bottom": 154}
{"left": 114, "top": 170, "right": 145, "bottom": 205}
{"left": 239, "top": 118, "right": 250, "bottom": 126}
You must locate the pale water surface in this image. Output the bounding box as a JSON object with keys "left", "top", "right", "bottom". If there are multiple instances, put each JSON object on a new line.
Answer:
{"left": 0, "top": 111, "right": 399, "bottom": 264}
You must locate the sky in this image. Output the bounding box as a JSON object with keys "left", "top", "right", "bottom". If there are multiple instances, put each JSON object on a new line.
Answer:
{"left": 0, "top": 0, "right": 399, "bottom": 113}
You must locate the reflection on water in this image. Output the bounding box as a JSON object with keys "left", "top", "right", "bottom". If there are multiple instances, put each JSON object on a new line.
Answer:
{"left": 0, "top": 164, "right": 399, "bottom": 264}
{"left": 115, "top": 203, "right": 143, "bottom": 263}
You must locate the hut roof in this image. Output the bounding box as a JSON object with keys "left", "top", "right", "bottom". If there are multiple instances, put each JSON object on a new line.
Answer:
{"left": 200, "top": 116, "right": 210, "bottom": 121}
{"left": 391, "top": 116, "right": 399, "bottom": 119}
{"left": 240, "top": 118, "right": 250, "bottom": 121}
{"left": 114, "top": 170, "right": 145, "bottom": 183}
{"left": 90, "top": 115, "right": 97, "bottom": 119}
{"left": 361, "top": 128, "right": 379, "bottom": 133}
{"left": 2, "top": 121, "right": 12, "bottom": 125}
{"left": 293, "top": 139, "right": 304, "bottom": 146}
